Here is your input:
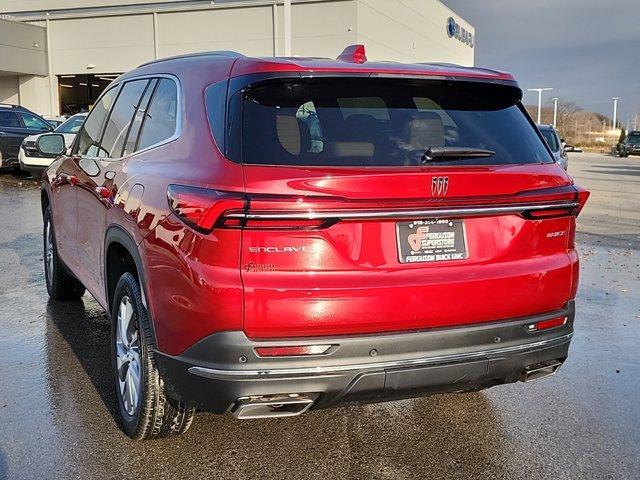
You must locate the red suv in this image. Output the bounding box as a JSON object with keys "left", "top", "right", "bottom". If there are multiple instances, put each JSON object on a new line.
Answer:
{"left": 38, "top": 45, "right": 589, "bottom": 440}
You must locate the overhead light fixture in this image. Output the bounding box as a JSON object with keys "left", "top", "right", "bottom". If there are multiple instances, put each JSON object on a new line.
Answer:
{"left": 60, "top": 75, "right": 76, "bottom": 78}
{"left": 60, "top": 84, "right": 74, "bottom": 88}
{"left": 79, "top": 82, "right": 87, "bottom": 86}
{"left": 87, "top": 63, "right": 95, "bottom": 70}
{"left": 33, "top": 42, "right": 39, "bottom": 47}
{"left": 91, "top": 84, "right": 100, "bottom": 87}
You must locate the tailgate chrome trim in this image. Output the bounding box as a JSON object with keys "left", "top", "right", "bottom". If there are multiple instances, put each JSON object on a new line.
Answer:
{"left": 188, "top": 333, "right": 573, "bottom": 380}
{"left": 226, "top": 202, "right": 580, "bottom": 221}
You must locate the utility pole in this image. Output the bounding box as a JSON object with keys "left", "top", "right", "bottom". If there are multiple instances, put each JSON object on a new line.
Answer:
{"left": 284, "top": 0, "right": 292, "bottom": 56}
{"left": 612, "top": 97, "right": 619, "bottom": 130}
{"left": 527, "top": 88, "right": 553, "bottom": 124}
{"left": 552, "top": 97, "right": 558, "bottom": 128}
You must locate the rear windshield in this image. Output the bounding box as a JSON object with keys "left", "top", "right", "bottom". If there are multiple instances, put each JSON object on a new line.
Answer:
{"left": 231, "top": 78, "right": 553, "bottom": 167}
{"left": 540, "top": 128, "right": 560, "bottom": 151}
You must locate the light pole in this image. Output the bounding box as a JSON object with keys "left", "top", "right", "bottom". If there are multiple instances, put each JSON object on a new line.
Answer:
{"left": 528, "top": 88, "right": 553, "bottom": 124}
{"left": 612, "top": 97, "right": 619, "bottom": 131}
{"left": 552, "top": 97, "right": 559, "bottom": 128}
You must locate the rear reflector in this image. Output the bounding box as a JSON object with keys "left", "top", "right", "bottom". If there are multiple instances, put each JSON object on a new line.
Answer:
{"left": 254, "top": 345, "right": 332, "bottom": 357}
{"left": 525, "top": 207, "right": 576, "bottom": 219}
{"left": 525, "top": 316, "right": 567, "bottom": 332}
{"left": 167, "top": 185, "right": 245, "bottom": 233}
{"left": 242, "top": 218, "right": 332, "bottom": 230}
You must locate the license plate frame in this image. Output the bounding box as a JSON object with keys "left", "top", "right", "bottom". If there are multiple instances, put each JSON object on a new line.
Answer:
{"left": 396, "top": 218, "right": 468, "bottom": 264}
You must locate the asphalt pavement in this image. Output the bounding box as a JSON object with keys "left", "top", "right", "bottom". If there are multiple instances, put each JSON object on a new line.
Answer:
{"left": 0, "top": 153, "right": 638, "bottom": 480}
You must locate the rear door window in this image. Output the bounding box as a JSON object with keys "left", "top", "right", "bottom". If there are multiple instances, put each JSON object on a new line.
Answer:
{"left": 122, "top": 79, "right": 157, "bottom": 157}
{"left": 99, "top": 79, "right": 149, "bottom": 159}
{"left": 232, "top": 78, "right": 554, "bottom": 167}
{"left": 0, "top": 111, "right": 21, "bottom": 128}
{"left": 137, "top": 78, "right": 178, "bottom": 151}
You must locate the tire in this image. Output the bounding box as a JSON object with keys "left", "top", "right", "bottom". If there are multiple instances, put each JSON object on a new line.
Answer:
{"left": 43, "top": 206, "right": 86, "bottom": 300}
{"left": 111, "top": 272, "right": 195, "bottom": 440}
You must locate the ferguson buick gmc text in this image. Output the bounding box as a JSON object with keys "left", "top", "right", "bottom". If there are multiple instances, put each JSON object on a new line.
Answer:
{"left": 38, "top": 45, "right": 589, "bottom": 439}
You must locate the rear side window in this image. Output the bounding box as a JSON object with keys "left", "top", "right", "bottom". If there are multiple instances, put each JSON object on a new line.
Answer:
{"left": 99, "top": 79, "right": 149, "bottom": 159}
{"left": 122, "top": 79, "right": 157, "bottom": 157}
{"left": 232, "top": 78, "right": 553, "bottom": 167}
{"left": 137, "top": 78, "right": 178, "bottom": 151}
{"left": 75, "top": 86, "right": 119, "bottom": 157}
{"left": 0, "top": 111, "right": 20, "bottom": 128}
{"left": 540, "top": 128, "right": 559, "bottom": 152}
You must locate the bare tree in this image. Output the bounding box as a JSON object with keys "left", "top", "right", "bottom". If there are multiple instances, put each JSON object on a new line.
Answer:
{"left": 555, "top": 101, "right": 581, "bottom": 136}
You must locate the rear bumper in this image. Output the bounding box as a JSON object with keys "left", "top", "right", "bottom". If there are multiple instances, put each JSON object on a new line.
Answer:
{"left": 155, "top": 301, "right": 575, "bottom": 414}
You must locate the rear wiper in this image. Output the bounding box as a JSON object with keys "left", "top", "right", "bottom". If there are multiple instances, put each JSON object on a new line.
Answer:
{"left": 421, "top": 147, "right": 495, "bottom": 163}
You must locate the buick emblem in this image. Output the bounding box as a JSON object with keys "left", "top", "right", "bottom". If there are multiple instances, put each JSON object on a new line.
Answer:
{"left": 431, "top": 177, "right": 449, "bottom": 196}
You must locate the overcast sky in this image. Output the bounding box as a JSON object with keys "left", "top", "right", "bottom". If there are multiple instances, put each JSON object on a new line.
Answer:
{"left": 442, "top": 0, "right": 640, "bottom": 126}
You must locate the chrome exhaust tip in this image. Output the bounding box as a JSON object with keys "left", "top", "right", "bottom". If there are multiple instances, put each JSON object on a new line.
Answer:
{"left": 232, "top": 394, "right": 315, "bottom": 419}
{"left": 520, "top": 360, "right": 563, "bottom": 382}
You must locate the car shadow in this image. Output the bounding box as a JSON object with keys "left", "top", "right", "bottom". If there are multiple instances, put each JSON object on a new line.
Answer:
{"left": 44, "top": 298, "right": 119, "bottom": 425}
{"left": 585, "top": 164, "right": 640, "bottom": 177}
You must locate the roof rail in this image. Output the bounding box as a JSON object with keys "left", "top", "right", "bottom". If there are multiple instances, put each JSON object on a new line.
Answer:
{"left": 139, "top": 51, "right": 245, "bottom": 68}
{"left": 0, "top": 103, "right": 19, "bottom": 109}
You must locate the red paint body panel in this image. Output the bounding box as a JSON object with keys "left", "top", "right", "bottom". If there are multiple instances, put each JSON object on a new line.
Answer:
{"left": 42, "top": 49, "right": 588, "bottom": 356}
{"left": 230, "top": 57, "right": 516, "bottom": 83}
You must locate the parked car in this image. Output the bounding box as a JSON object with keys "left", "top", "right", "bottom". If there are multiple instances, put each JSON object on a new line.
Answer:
{"left": 19, "top": 113, "right": 87, "bottom": 177}
{"left": 43, "top": 116, "right": 68, "bottom": 128}
{"left": 619, "top": 130, "right": 640, "bottom": 157}
{"left": 538, "top": 124, "right": 568, "bottom": 170}
{"left": 38, "top": 45, "right": 589, "bottom": 440}
{"left": 0, "top": 104, "right": 53, "bottom": 169}
{"left": 563, "top": 144, "right": 583, "bottom": 153}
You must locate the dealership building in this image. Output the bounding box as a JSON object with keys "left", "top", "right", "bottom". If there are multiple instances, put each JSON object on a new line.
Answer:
{"left": 0, "top": 0, "right": 474, "bottom": 116}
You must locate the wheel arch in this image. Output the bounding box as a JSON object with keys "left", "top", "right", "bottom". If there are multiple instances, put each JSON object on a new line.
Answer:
{"left": 104, "top": 226, "right": 157, "bottom": 344}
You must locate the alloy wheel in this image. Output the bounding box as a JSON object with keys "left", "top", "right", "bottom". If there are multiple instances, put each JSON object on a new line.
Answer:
{"left": 115, "top": 296, "right": 142, "bottom": 417}
{"left": 45, "top": 220, "right": 54, "bottom": 287}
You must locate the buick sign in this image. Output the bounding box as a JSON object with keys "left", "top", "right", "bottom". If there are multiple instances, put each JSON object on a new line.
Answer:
{"left": 447, "top": 17, "right": 473, "bottom": 48}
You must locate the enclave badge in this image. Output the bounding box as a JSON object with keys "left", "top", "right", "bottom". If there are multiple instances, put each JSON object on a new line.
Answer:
{"left": 431, "top": 176, "right": 449, "bottom": 196}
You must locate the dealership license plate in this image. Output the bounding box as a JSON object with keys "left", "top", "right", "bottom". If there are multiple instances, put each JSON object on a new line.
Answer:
{"left": 396, "top": 219, "right": 467, "bottom": 263}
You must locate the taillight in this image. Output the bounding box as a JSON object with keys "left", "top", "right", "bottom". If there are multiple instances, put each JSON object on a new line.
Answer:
{"left": 167, "top": 185, "right": 245, "bottom": 233}
{"left": 254, "top": 345, "right": 333, "bottom": 357}
{"left": 575, "top": 186, "right": 590, "bottom": 215}
{"left": 523, "top": 185, "right": 590, "bottom": 219}
{"left": 525, "top": 316, "right": 567, "bottom": 332}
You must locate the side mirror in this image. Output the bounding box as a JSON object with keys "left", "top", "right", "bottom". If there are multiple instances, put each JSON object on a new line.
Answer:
{"left": 36, "top": 133, "right": 66, "bottom": 157}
